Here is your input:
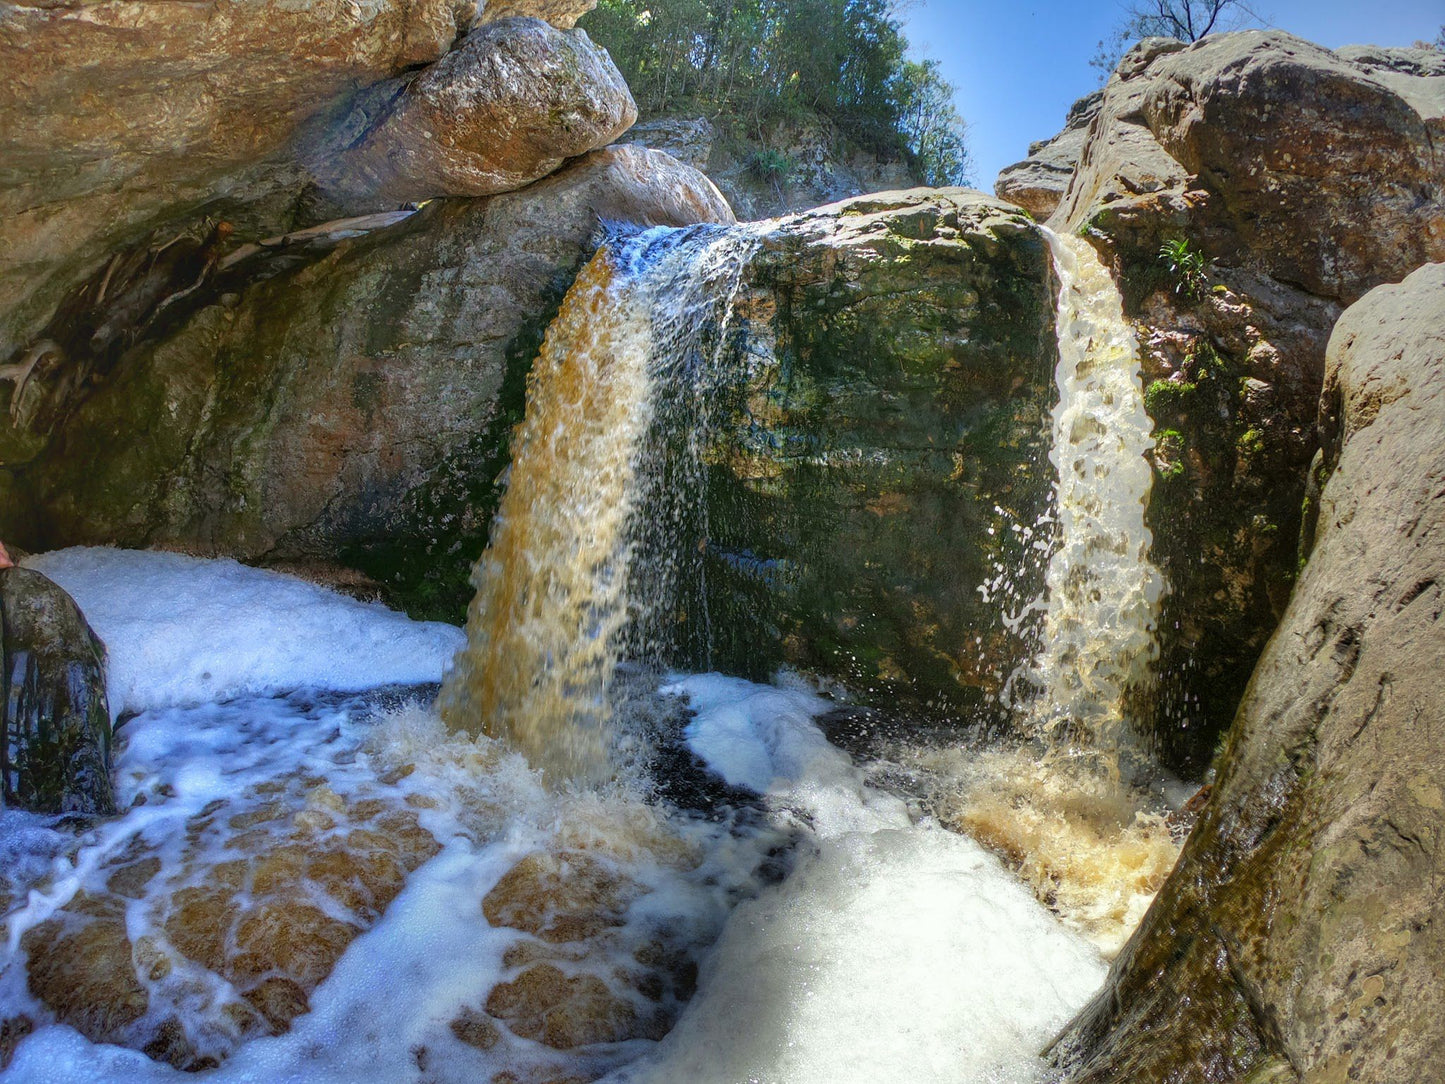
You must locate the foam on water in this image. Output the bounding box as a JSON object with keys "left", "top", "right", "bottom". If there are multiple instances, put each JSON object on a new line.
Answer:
{"left": 1, "top": 552, "right": 1108, "bottom": 1084}
{"left": 22, "top": 547, "right": 464, "bottom": 717}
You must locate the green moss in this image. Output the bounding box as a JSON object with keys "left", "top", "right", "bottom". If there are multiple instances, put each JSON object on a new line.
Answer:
{"left": 697, "top": 222, "right": 1056, "bottom": 722}
{"left": 1146, "top": 378, "right": 1198, "bottom": 415}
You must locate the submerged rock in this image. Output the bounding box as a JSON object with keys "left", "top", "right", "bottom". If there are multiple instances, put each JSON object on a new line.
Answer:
{"left": 0, "top": 567, "right": 113, "bottom": 815}
{"left": 1045, "top": 31, "right": 1445, "bottom": 771}
{"left": 1051, "top": 262, "right": 1445, "bottom": 1083}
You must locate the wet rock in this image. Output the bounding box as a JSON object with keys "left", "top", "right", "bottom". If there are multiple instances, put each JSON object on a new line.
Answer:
{"left": 5, "top": 147, "right": 731, "bottom": 621}
{"left": 310, "top": 18, "right": 637, "bottom": 211}
{"left": 1045, "top": 31, "right": 1445, "bottom": 771}
{"left": 15, "top": 776, "right": 442, "bottom": 1067}
{"left": 483, "top": 851, "right": 639, "bottom": 943}
{"left": 1050, "top": 262, "right": 1445, "bottom": 1083}
{"left": 994, "top": 90, "right": 1103, "bottom": 219}
{"left": 702, "top": 189, "right": 1057, "bottom": 721}
{"left": 0, "top": 567, "right": 113, "bottom": 814}
{"left": 485, "top": 964, "right": 641, "bottom": 1049}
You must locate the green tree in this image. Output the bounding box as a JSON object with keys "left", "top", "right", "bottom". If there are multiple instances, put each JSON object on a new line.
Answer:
{"left": 580, "top": 0, "right": 970, "bottom": 184}
{"left": 896, "top": 60, "right": 972, "bottom": 186}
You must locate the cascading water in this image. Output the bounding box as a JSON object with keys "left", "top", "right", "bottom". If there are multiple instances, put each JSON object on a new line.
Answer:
{"left": 0, "top": 217, "right": 1191, "bottom": 1083}
{"left": 1022, "top": 229, "right": 1165, "bottom": 754}
{"left": 437, "top": 225, "right": 759, "bottom": 782}
{"left": 916, "top": 229, "right": 1179, "bottom": 955}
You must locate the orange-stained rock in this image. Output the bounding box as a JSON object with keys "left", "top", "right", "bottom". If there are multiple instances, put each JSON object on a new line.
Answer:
{"left": 485, "top": 964, "right": 639, "bottom": 1049}
{"left": 483, "top": 851, "right": 639, "bottom": 943}
{"left": 21, "top": 893, "right": 149, "bottom": 1045}
{"left": 16, "top": 779, "right": 442, "bottom": 1064}
{"left": 450, "top": 1005, "right": 503, "bottom": 1050}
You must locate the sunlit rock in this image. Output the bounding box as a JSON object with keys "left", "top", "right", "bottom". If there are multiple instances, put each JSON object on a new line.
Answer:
{"left": 994, "top": 89, "right": 1103, "bottom": 220}
{"left": 309, "top": 18, "right": 638, "bottom": 211}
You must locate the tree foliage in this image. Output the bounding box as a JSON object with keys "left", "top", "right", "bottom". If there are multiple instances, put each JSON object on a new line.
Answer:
{"left": 1089, "top": 0, "right": 1263, "bottom": 81}
{"left": 580, "top": 0, "right": 971, "bottom": 185}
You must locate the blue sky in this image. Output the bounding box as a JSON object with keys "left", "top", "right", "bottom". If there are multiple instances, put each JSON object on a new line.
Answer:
{"left": 901, "top": 0, "right": 1444, "bottom": 186}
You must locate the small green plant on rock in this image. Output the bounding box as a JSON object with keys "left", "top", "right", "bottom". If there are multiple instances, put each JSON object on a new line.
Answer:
{"left": 1159, "top": 237, "right": 1208, "bottom": 299}
{"left": 746, "top": 149, "right": 796, "bottom": 189}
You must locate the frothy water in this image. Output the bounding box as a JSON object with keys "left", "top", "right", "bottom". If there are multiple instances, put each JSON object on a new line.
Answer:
{"left": 439, "top": 226, "right": 760, "bottom": 783}
{"left": 0, "top": 550, "right": 1105, "bottom": 1084}
{"left": 1017, "top": 230, "right": 1165, "bottom": 754}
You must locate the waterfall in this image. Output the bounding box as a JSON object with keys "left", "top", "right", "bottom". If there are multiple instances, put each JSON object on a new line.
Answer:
{"left": 1024, "top": 229, "right": 1165, "bottom": 753}
{"left": 438, "top": 224, "right": 758, "bottom": 782}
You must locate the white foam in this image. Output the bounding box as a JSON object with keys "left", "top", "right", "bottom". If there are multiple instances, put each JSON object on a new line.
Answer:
{"left": 22, "top": 548, "right": 465, "bottom": 717}
{"left": 1, "top": 553, "right": 1108, "bottom": 1084}
{"left": 613, "top": 680, "right": 1109, "bottom": 1084}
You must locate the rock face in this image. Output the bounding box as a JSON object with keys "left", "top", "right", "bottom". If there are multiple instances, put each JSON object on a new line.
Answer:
{"left": 0, "top": 0, "right": 639, "bottom": 429}
{"left": 1044, "top": 31, "right": 1445, "bottom": 771}
{"left": 309, "top": 18, "right": 637, "bottom": 210}
{"left": 3, "top": 147, "right": 732, "bottom": 620}
{"left": 0, "top": 0, "right": 481, "bottom": 363}
{"left": 1051, "top": 261, "right": 1445, "bottom": 1084}
{"left": 701, "top": 189, "right": 1057, "bottom": 719}
{"left": 994, "top": 90, "right": 1103, "bottom": 220}
{"left": 0, "top": 568, "right": 113, "bottom": 815}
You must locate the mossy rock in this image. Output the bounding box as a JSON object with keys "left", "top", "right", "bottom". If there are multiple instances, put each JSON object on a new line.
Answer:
{"left": 696, "top": 190, "right": 1057, "bottom": 721}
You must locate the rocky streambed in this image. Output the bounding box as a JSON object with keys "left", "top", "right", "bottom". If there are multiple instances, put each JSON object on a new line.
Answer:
{"left": 0, "top": 6, "right": 1443, "bottom": 1084}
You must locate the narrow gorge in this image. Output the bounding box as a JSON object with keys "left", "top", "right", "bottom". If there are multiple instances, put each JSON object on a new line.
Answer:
{"left": 1, "top": 5, "right": 1442, "bottom": 1084}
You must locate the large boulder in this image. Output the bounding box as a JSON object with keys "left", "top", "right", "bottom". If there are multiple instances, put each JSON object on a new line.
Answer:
{"left": 701, "top": 189, "right": 1057, "bottom": 719}
{"left": 1044, "top": 32, "right": 1445, "bottom": 771}
{"left": 994, "top": 89, "right": 1104, "bottom": 220}
{"left": 0, "top": 0, "right": 481, "bottom": 363}
{"left": 1, "top": 567, "right": 113, "bottom": 815}
{"left": 0, "top": 0, "right": 640, "bottom": 422}
{"left": 308, "top": 17, "right": 637, "bottom": 210}
{"left": 1051, "top": 262, "right": 1445, "bottom": 1083}
{"left": 4, "top": 147, "right": 732, "bottom": 620}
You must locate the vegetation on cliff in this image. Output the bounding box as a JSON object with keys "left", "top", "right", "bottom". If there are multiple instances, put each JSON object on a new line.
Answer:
{"left": 580, "top": 0, "right": 971, "bottom": 186}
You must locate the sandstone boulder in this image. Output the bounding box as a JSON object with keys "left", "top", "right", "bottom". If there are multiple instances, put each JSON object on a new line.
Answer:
{"left": 701, "top": 189, "right": 1057, "bottom": 720}
{"left": 1138, "top": 33, "right": 1444, "bottom": 303}
{"left": 0, "top": 0, "right": 483, "bottom": 363}
{"left": 994, "top": 89, "right": 1103, "bottom": 220}
{"left": 309, "top": 18, "right": 637, "bottom": 210}
{"left": 1046, "top": 31, "right": 1445, "bottom": 771}
{"left": 1051, "top": 262, "right": 1445, "bottom": 1083}
{"left": 0, "top": 568, "right": 113, "bottom": 815}
{"left": 3, "top": 147, "right": 732, "bottom": 620}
